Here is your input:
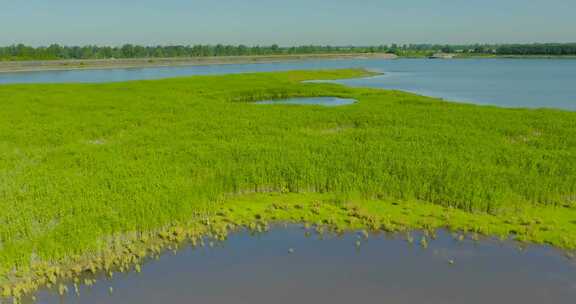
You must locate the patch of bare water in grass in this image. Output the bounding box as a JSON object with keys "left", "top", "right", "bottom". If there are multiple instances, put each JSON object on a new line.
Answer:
{"left": 255, "top": 97, "right": 356, "bottom": 107}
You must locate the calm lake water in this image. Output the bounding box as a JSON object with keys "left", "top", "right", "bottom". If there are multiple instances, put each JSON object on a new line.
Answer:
{"left": 28, "top": 226, "right": 576, "bottom": 304}
{"left": 1, "top": 58, "right": 576, "bottom": 110}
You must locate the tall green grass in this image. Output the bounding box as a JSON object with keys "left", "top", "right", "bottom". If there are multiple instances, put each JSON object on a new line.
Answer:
{"left": 0, "top": 69, "right": 575, "bottom": 279}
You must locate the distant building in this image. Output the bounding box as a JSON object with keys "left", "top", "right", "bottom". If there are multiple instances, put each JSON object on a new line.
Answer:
{"left": 429, "top": 53, "right": 455, "bottom": 59}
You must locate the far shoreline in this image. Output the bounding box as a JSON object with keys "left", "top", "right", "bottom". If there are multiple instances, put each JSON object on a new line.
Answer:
{"left": 0, "top": 53, "right": 398, "bottom": 74}
{"left": 2, "top": 53, "right": 575, "bottom": 74}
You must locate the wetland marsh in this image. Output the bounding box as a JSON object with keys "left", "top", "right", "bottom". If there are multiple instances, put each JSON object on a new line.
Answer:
{"left": 1, "top": 68, "right": 575, "bottom": 302}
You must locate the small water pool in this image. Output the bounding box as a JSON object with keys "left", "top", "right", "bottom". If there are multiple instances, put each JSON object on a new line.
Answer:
{"left": 256, "top": 97, "right": 356, "bottom": 106}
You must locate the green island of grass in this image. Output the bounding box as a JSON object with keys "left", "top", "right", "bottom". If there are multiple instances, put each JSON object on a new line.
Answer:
{"left": 0, "top": 69, "right": 575, "bottom": 300}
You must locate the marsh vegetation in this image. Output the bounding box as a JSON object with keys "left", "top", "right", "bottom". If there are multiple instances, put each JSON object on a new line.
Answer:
{"left": 0, "top": 69, "right": 575, "bottom": 301}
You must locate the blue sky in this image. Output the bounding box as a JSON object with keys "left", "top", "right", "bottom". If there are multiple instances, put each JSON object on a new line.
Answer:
{"left": 1, "top": 0, "right": 574, "bottom": 46}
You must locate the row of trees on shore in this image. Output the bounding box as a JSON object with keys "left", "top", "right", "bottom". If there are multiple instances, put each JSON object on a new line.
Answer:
{"left": 0, "top": 45, "right": 386, "bottom": 60}
{"left": 1, "top": 43, "right": 575, "bottom": 60}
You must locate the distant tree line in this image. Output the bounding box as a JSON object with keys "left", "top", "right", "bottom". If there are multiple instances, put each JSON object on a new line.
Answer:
{"left": 388, "top": 43, "right": 576, "bottom": 56}
{"left": 0, "top": 44, "right": 390, "bottom": 61}
{"left": 495, "top": 43, "right": 576, "bottom": 56}
{"left": 0, "top": 43, "right": 575, "bottom": 60}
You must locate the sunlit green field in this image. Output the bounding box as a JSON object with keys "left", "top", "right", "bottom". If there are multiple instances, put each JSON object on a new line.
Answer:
{"left": 1, "top": 69, "right": 575, "bottom": 296}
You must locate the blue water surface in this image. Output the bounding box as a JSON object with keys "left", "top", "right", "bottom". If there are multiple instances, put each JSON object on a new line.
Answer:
{"left": 1, "top": 58, "right": 575, "bottom": 110}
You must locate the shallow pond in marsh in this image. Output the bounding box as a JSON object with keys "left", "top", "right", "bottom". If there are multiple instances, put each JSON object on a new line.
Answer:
{"left": 256, "top": 97, "right": 356, "bottom": 106}
{"left": 27, "top": 226, "right": 576, "bottom": 304}
{"left": 1, "top": 58, "right": 576, "bottom": 110}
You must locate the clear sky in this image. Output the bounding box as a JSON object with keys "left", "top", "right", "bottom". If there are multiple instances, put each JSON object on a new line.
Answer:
{"left": 1, "top": 0, "right": 574, "bottom": 46}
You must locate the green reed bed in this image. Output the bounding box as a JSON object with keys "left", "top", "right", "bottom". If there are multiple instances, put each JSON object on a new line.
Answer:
{"left": 0, "top": 69, "right": 575, "bottom": 298}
